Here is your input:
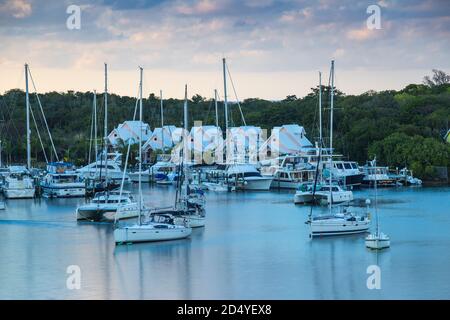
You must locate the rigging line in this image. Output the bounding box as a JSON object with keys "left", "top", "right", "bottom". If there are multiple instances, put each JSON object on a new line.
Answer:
{"left": 28, "top": 67, "right": 59, "bottom": 162}
{"left": 225, "top": 63, "right": 247, "bottom": 126}
{"left": 117, "top": 83, "right": 140, "bottom": 210}
{"left": 88, "top": 99, "right": 95, "bottom": 164}
{"left": 29, "top": 102, "right": 48, "bottom": 163}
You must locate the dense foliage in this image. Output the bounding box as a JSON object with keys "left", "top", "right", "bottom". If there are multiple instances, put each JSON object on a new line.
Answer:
{"left": 0, "top": 78, "right": 449, "bottom": 180}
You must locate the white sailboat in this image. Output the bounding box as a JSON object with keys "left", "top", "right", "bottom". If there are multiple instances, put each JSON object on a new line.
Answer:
{"left": 3, "top": 65, "right": 35, "bottom": 199}
{"left": 294, "top": 71, "right": 353, "bottom": 205}
{"left": 309, "top": 61, "right": 370, "bottom": 237}
{"left": 150, "top": 85, "right": 206, "bottom": 228}
{"left": 76, "top": 64, "right": 138, "bottom": 222}
{"left": 114, "top": 68, "right": 192, "bottom": 244}
{"left": 365, "top": 157, "right": 390, "bottom": 249}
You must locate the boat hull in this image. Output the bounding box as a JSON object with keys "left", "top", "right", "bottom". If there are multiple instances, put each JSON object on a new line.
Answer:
{"left": 365, "top": 238, "right": 390, "bottom": 249}
{"left": 239, "top": 177, "right": 273, "bottom": 191}
{"left": 41, "top": 185, "right": 85, "bottom": 198}
{"left": 311, "top": 219, "right": 370, "bottom": 237}
{"left": 294, "top": 192, "right": 315, "bottom": 204}
{"left": 114, "top": 225, "right": 192, "bottom": 243}
{"left": 76, "top": 205, "right": 138, "bottom": 222}
{"left": 4, "top": 188, "right": 35, "bottom": 199}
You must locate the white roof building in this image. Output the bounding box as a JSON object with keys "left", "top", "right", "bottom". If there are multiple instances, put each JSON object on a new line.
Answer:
{"left": 171, "top": 126, "right": 224, "bottom": 164}
{"left": 259, "top": 124, "right": 313, "bottom": 157}
{"left": 108, "top": 121, "right": 152, "bottom": 147}
{"left": 142, "top": 125, "right": 178, "bottom": 152}
{"left": 224, "top": 126, "right": 266, "bottom": 163}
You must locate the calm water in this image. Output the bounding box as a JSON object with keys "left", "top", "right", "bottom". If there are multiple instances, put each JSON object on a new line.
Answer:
{"left": 0, "top": 185, "right": 449, "bottom": 299}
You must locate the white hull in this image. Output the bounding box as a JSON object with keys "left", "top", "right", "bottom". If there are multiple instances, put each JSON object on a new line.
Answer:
{"left": 181, "top": 215, "right": 205, "bottom": 228}
{"left": 129, "top": 171, "right": 150, "bottom": 183}
{"left": 365, "top": 233, "right": 390, "bottom": 249}
{"left": 114, "top": 224, "right": 192, "bottom": 243}
{"left": 76, "top": 204, "right": 139, "bottom": 221}
{"left": 294, "top": 192, "right": 315, "bottom": 204}
{"left": 271, "top": 180, "right": 302, "bottom": 189}
{"left": 315, "top": 191, "right": 353, "bottom": 204}
{"left": 203, "top": 182, "right": 229, "bottom": 192}
{"left": 42, "top": 185, "right": 85, "bottom": 198}
{"left": 4, "top": 188, "right": 35, "bottom": 199}
{"left": 239, "top": 177, "right": 273, "bottom": 191}
{"left": 311, "top": 218, "right": 370, "bottom": 236}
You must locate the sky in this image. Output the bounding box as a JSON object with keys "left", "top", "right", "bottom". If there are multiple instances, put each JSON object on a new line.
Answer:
{"left": 0, "top": 0, "right": 449, "bottom": 100}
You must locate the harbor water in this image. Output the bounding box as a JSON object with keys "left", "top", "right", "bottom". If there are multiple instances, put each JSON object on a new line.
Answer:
{"left": 0, "top": 185, "right": 449, "bottom": 299}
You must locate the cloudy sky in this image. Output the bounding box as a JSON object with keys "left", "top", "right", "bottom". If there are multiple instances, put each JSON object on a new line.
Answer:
{"left": 0, "top": 0, "right": 449, "bottom": 99}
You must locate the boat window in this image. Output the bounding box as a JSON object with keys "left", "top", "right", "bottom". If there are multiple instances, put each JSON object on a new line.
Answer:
{"left": 351, "top": 163, "right": 358, "bottom": 169}
{"left": 344, "top": 163, "right": 352, "bottom": 169}
{"left": 336, "top": 163, "right": 344, "bottom": 169}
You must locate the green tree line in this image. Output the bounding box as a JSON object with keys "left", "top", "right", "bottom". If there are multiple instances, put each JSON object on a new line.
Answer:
{"left": 0, "top": 71, "right": 449, "bottom": 180}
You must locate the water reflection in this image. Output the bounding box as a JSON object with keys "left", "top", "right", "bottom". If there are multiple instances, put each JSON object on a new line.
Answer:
{"left": 0, "top": 185, "right": 449, "bottom": 299}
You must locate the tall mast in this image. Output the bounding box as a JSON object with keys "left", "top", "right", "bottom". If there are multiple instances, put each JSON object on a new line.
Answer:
{"left": 329, "top": 60, "right": 335, "bottom": 211}
{"left": 25, "top": 64, "right": 31, "bottom": 169}
{"left": 374, "top": 156, "right": 379, "bottom": 235}
{"left": 319, "top": 71, "right": 322, "bottom": 145}
{"left": 94, "top": 90, "right": 98, "bottom": 163}
{"left": 214, "top": 89, "right": 219, "bottom": 128}
{"left": 222, "top": 58, "right": 229, "bottom": 133}
{"left": 160, "top": 89, "right": 164, "bottom": 151}
{"left": 183, "top": 85, "right": 188, "bottom": 199}
{"left": 184, "top": 84, "right": 188, "bottom": 132}
{"left": 138, "top": 67, "right": 143, "bottom": 225}
{"left": 104, "top": 63, "right": 108, "bottom": 183}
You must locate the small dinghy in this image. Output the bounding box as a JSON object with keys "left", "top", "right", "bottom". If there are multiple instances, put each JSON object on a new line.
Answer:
{"left": 365, "top": 232, "right": 390, "bottom": 250}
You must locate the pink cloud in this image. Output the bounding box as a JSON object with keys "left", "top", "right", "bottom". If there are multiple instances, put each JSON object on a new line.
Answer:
{"left": 0, "top": 0, "right": 32, "bottom": 18}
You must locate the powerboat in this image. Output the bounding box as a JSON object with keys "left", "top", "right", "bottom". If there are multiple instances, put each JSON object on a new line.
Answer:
{"left": 361, "top": 162, "right": 396, "bottom": 187}
{"left": 226, "top": 164, "right": 273, "bottom": 191}
{"left": 77, "top": 152, "right": 129, "bottom": 184}
{"left": 325, "top": 161, "right": 365, "bottom": 188}
{"left": 76, "top": 190, "right": 139, "bottom": 222}
{"left": 41, "top": 162, "right": 85, "bottom": 198}
{"left": 260, "top": 155, "right": 316, "bottom": 189}
{"left": 3, "top": 166, "right": 35, "bottom": 199}
{"left": 294, "top": 183, "right": 353, "bottom": 205}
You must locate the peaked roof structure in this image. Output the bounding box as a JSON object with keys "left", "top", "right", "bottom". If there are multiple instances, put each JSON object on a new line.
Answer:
{"left": 108, "top": 120, "right": 152, "bottom": 147}
{"left": 259, "top": 124, "right": 313, "bottom": 156}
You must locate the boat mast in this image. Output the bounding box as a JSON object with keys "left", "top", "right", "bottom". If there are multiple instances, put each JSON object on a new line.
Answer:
{"left": 104, "top": 63, "right": 108, "bottom": 185}
{"left": 214, "top": 89, "right": 219, "bottom": 128}
{"left": 138, "top": 67, "right": 143, "bottom": 225}
{"left": 160, "top": 89, "right": 164, "bottom": 151}
{"left": 319, "top": 71, "right": 322, "bottom": 145}
{"left": 94, "top": 90, "right": 98, "bottom": 163}
{"left": 374, "top": 156, "right": 379, "bottom": 235}
{"left": 25, "top": 64, "right": 31, "bottom": 169}
{"left": 222, "top": 58, "right": 229, "bottom": 134}
{"left": 329, "top": 60, "right": 335, "bottom": 211}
